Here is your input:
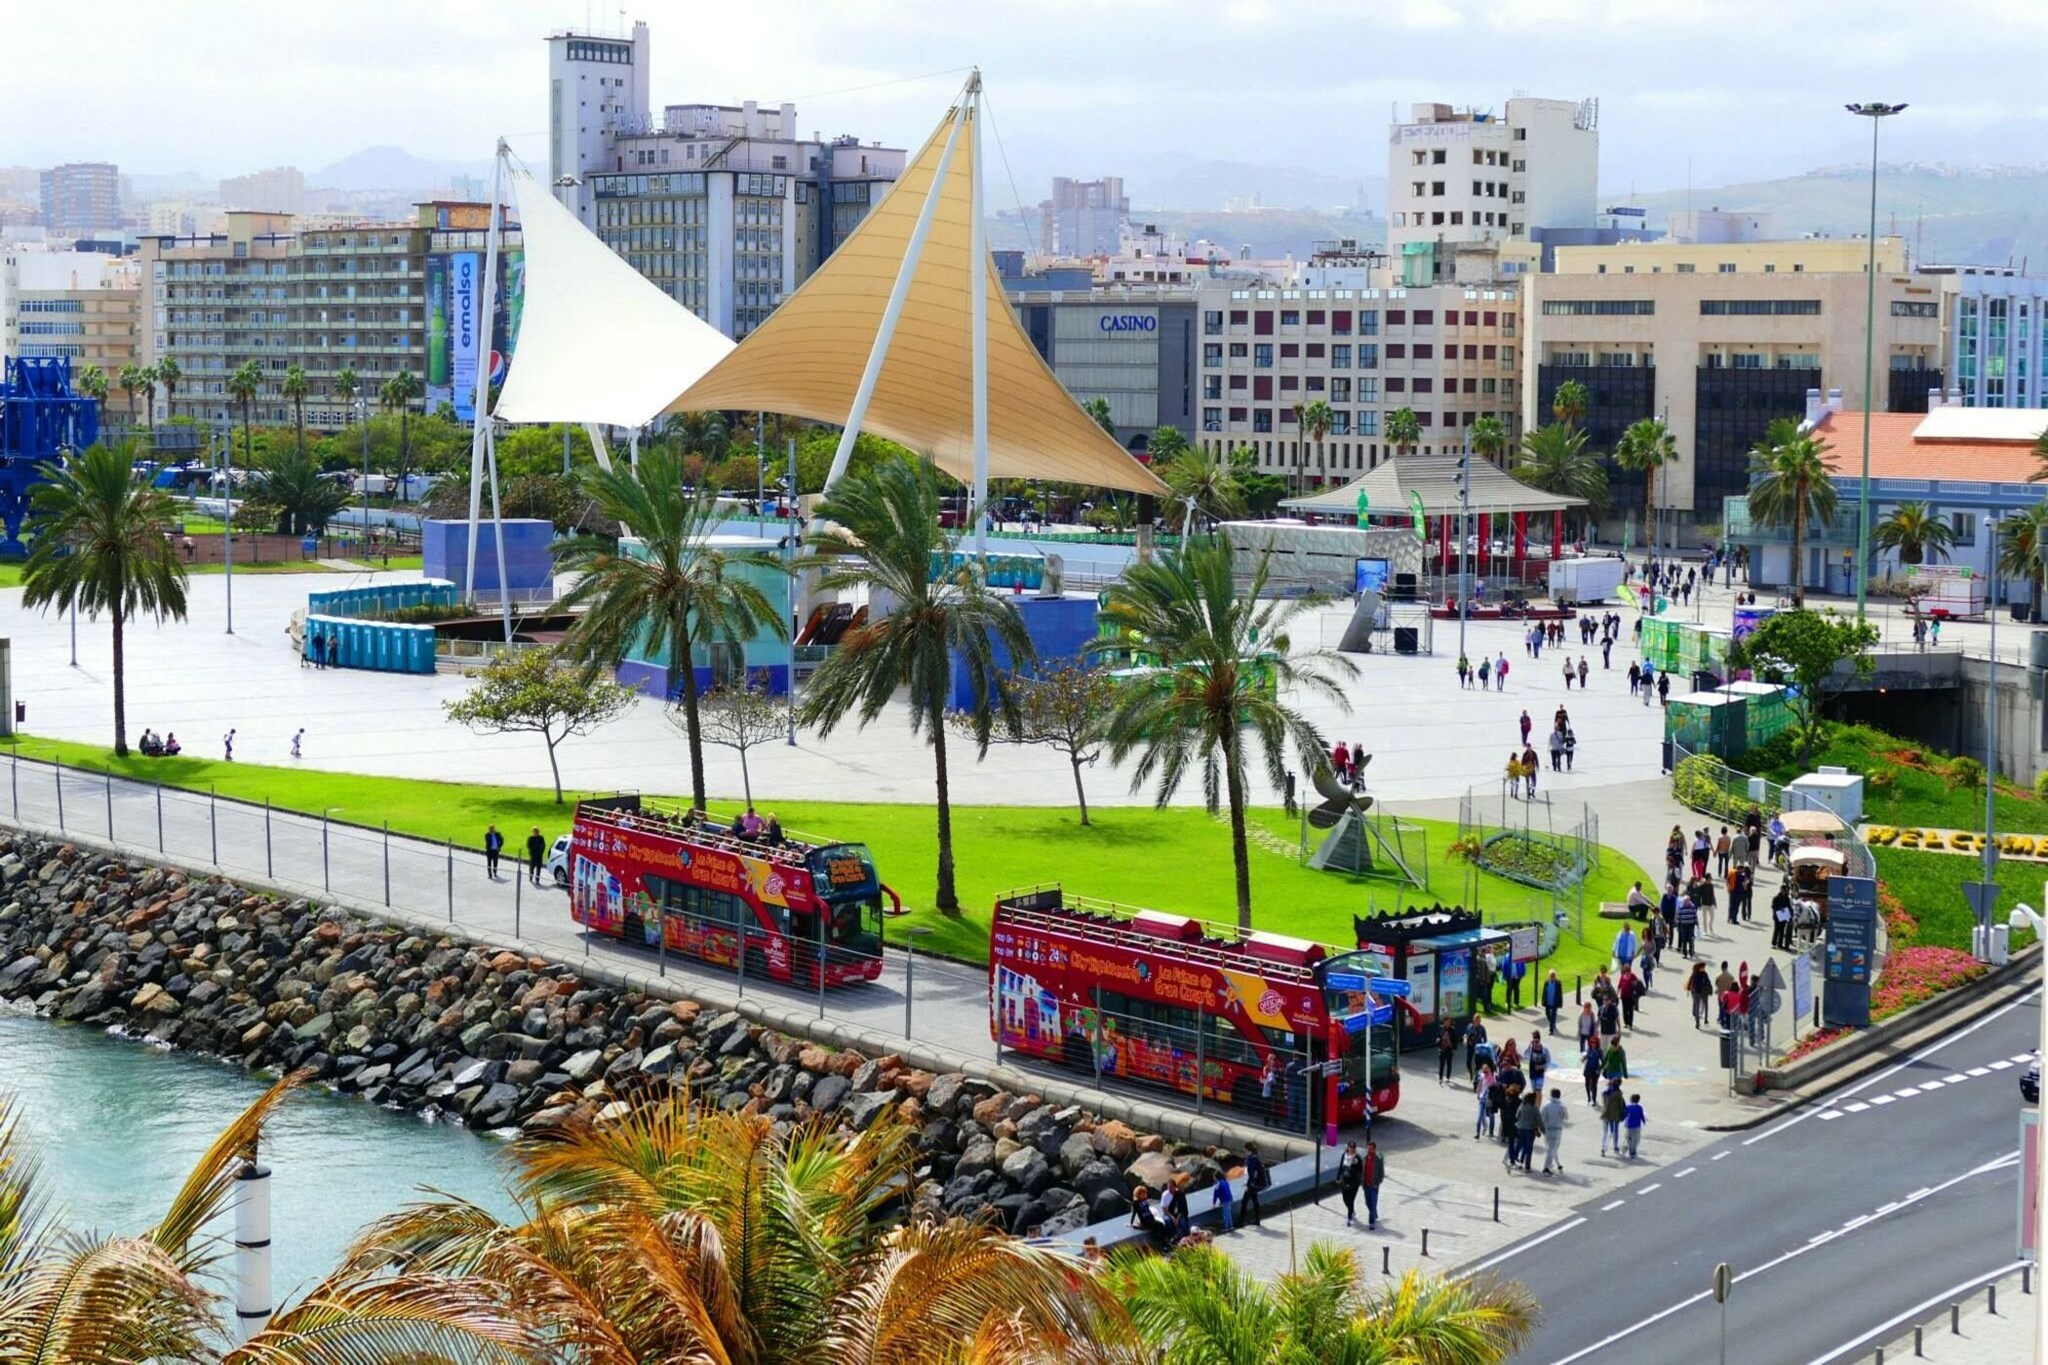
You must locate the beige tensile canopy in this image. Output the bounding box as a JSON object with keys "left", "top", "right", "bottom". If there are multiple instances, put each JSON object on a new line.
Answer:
{"left": 665, "top": 80, "right": 1167, "bottom": 499}
{"left": 1778, "top": 809, "right": 1847, "bottom": 835}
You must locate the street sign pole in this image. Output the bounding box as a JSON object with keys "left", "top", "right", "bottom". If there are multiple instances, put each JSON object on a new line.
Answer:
{"left": 1712, "top": 1261, "right": 1733, "bottom": 1365}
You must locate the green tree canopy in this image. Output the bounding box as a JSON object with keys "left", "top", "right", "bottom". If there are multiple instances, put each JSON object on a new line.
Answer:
{"left": 1513, "top": 423, "right": 1608, "bottom": 520}
{"left": 443, "top": 647, "right": 638, "bottom": 802}
{"left": 1746, "top": 417, "right": 1838, "bottom": 607}
{"left": 1725, "top": 607, "right": 1878, "bottom": 763}
{"left": 1872, "top": 499, "right": 1957, "bottom": 568}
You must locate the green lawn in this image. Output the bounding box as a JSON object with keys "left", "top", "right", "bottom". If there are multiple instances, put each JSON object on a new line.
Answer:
{"left": 0, "top": 735, "right": 1651, "bottom": 981}
{"left": 1873, "top": 846, "right": 2041, "bottom": 952}
{"left": 1752, "top": 723, "right": 2045, "bottom": 832}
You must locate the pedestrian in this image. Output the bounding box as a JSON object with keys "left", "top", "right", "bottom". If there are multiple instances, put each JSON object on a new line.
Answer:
{"left": 1548, "top": 727, "right": 1564, "bottom": 772}
{"left": 222, "top": 728, "right": 236, "bottom": 762}
{"left": 1730, "top": 827, "right": 1750, "bottom": 875}
{"left": 1638, "top": 934, "right": 1658, "bottom": 993}
{"left": 1512, "top": 1088, "right": 1543, "bottom": 1172}
{"left": 1597, "top": 993, "right": 1620, "bottom": 1047}
{"left": 1715, "top": 826, "right": 1732, "bottom": 877}
{"left": 1600, "top": 1080, "right": 1625, "bottom": 1155}
{"left": 1465, "top": 1014, "right": 1487, "bottom": 1077}
{"left": 1211, "top": 1166, "right": 1234, "bottom": 1232}
{"left": 1502, "top": 953, "right": 1526, "bottom": 1008}
{"left": 1575, "top": 1001, "right": 1599, "bottom": 1056}
{"left": 1519, "top": 709, "right": 1532, "bottom": 746}
{"left": 1477, "top": 657, "right": 1491, "bottom": 689}
{"left": 1541, "top": 969, "right": 1564, "bottom": 1034}
{"left": 1771, "top": 885, "right": 1794, "bottom": 951}
{"left": 1675, "top": 894, "right": 1698, "bottom": 956}
{"left": 1540, "top": 1087, "right": 1569, "bottom": 1174}
{"left": 1337, "top": 1139, "right": 1363, "bottom": 1224}
{"left": 526, "top": 826, "right": 547, "bottom": 885}
{"left": 1687, "top": 961, "right": 1713, "bottom": 1028}
{"left": 1691, "top": 828, "right": 1711, "bottom": 881}
{"left": 484, "top": 824, "right": 505, "bottom": 880}
{"left": 1163, "top": 1177, "right": 1190, "bottom": 1240}
{"left": 1612, "top": 922, "right": 1640, "bottom": 976}
{"left": 1602, "top": 1036, "right": 1629, "bottom": 1088}
{"left": 1496, "top": 654, "right": 1509, "bottom": 690}
{"left": 1259, "top": 1054, "right": 1280, "bottom": 1125}
{"left": 1657, "top": 671, "right": 1671, "bottom": 705}
{"left": 1602, "top": 636, "right": 1613, "bottom": 669}
{"left": 1527, "top": 1032, "right": 1549, "bottom": 1092}
{"left": 290, "top": 727, "right": 303, "bottom": 760}
{"left": 1627, "top": 660, "right": 1642, "bottom": 696}
{"left": 1931, "top": 618, "right": 1942, "bottom": 646}
{"left": 1359, "top": 1146, "right": 1392, "bottom": 1227}
{"left": 1563, "top": 728, "right": 1577, "bottom": 772}
{"left": 1576, "top": 656, "right": 1589, "bottom": 690}
{"left": 1474, "top": 1063, "right": 1498, "bottom": 1139}
{"left": 1562, "top": 657, "right": 1575, "bottom": 691}
{"left": 1583, "top": 1040, "right": 1604, "bottom": 1104}
{"left": 1239, "top": 1142, "right": 1267, "bottom": 1225}
{"left": 1457, "top": 653, "right": 1471, "bottom": 689}
{"left": 1618, "top": 965, "right": 1643, "bottom": 1030}
{"left": 1523, "top": 746, "right": 1540, "bottom": 798}
{"left": 1474, "top": 951, "right": 1497, "bottom": 1011}
{"left": 1623, "top": 1092, "right": 1648, "bottom": 1159}
{"left": 1506, "top": 752, "right": 1522, "bottom": 799}
{"left": 1437, "top": 1017, "right": 1459, "bottom": 1084}
{"left": 1498, "top": 1083, "right": 1523, "bottom": 1156}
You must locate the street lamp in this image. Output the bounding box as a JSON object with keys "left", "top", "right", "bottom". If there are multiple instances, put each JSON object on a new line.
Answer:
{"left": 2007, "top": 891, "right": 2046, "bottom": 1365}
{"left": 1847, "top": 101, "right": 1907, "bottom": 624}
{"left": 356, "top": 394, "right": 371, "bottom": 550}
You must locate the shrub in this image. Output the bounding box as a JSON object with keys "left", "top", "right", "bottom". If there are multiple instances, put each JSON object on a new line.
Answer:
{"left": 1672, "top": 754, "right": 1772, "bottom": 823}
{"left": 1941, "top": 755, "right": 1985, "bottom": 791}
{"left": 1865, "top": 768, "right": 1895, "bottom": 793}
{"left": 2036, "top": 770, "right": 2048, "bottom": 800}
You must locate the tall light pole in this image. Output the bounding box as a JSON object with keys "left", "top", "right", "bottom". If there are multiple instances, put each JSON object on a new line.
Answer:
{"left": 2007, "top": 890, "right": 2047, "bottom": 1365}
{"left": 357, "top": 394, "right": 371, "bottom": 548}
{"left": 1847, "top": 101, "right": 1907, "bottom": 624}
{"left": 1456, "top": 435, "right": 1471, "bottom": 660}
{"left": 220, "top": 424, "right": 234, "bottom": 636}
{"left": 553, "top": 175, "right": 582, "bottom": 483}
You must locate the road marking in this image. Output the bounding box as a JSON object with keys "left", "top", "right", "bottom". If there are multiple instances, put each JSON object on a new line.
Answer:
{"left": 1672, "top": 1166, "right": 1697, "bottom": 1179}
{"left": 1991, "top": 1059, "right": 2015, "bottom": 1069}
{"left": 1916, "top": 1078, "right": 1945, "bottom": 1089}
{"left": 1710, "top": 1151, "right": 1729, "bottom": 1161}
{"left": 1637, "top": 1183, "right": 1662, "bottom": 1194}
{"left": 1545, "top": 1152, "right": 2019, "bottom": 1365}
{"left": 2013, "top": 1053, "right": 2035, "bottom": 1063}
{"left": 1818, "top": 1110, "right": 1844, "bottom": 1120}
{"left": 1942, "top": 1073, "right": 1968, "bottom": 1083}
{"left": 1803, "top": 1260, "right": 2027, "bottom": 1365}
{"left": 1968, "top": 1066, "right": 1992, "bottom": 1076}
{"left": 1843, "top": 1102, "right": 1870, "bottom": 1113}
{"left": 1869, "top": 1095, "right": 1896, "bottom": 1105}
{"left": 1454, "top": 1215, "right": 1586, "bottom": 1279}
{"left": 1893, "top": 1086, "right": 1923, "bottom": 1096}
{"left": 1600, "top": 1199, "right": 1626, "bottom": 1211}
{"left": 1742, "top": 989, "right": 2036, "bottom": 1146}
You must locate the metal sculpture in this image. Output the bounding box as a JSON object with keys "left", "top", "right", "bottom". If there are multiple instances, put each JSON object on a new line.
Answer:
{"left": 0, "top": 357, "right": 99, "bottom": 556}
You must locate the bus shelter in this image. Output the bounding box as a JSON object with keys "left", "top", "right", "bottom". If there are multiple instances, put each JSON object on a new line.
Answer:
{"left": 1347, "top": 907, "right": 1513, "bottom": 1048}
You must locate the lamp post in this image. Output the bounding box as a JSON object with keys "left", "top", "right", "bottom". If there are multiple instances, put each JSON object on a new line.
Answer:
{"left": 2006, "top": 891, "right": 2047, "bottom": 1365}
{"left": 1847, "top": 101, "right": 1907, "bottom": 624}
{"left": 1456, "top": 434, "right": 1472, "bottom": 660}
{"left": 1982, "top": 518, "right": 2001, "bottom": 900}
{"left": 220, "top": 424, "right": 234, "bottom": 636}
{"left": 356, "top": 395, "right": 371, "bottom": 550}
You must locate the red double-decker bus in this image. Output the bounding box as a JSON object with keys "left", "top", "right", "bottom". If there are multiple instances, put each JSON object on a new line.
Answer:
{"left": 989, "top": 886, "right": 1400, "bottom": 1129}
{"left": 566, "top": 797, "right": 893, "bottom": 986}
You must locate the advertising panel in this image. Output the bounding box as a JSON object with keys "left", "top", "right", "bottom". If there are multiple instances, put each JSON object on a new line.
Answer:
{"left": 450, "top": 251, "right": 481, "bottom": 422}
{"left": 425, "top": 255, "right": 449, "bottom": 388}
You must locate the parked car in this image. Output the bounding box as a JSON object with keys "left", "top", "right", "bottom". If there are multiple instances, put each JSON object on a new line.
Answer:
{"left": 542, "top": 834, "right": 572, "bottom": 887}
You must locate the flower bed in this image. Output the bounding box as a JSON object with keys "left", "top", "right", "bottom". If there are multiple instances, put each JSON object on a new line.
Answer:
{"left": 1779, "top": 881, "right": 1987, "bottom": 1062}
{"left": 1474, "top": 833, "right": 1579, "bottom": 891}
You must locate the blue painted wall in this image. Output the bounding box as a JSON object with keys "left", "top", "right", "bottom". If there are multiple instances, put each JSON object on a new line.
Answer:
{"left": 422, "top": 519, "right": 555, "bottom": 593}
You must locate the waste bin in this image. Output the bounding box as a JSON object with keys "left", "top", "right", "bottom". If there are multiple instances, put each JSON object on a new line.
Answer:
{"left": 1718, "top": 1029, "right": 1737, "bottom": 1069}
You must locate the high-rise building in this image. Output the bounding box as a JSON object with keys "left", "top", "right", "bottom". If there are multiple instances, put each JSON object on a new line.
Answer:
{"left": 1920, "top": 264, "right": 2048, "bottom": 409}
{"left": 1386, "top": 98, "right": 1599, "bottom": 284}
{"left": 546, "top": 23, "right": 653, "bottom": 229}
{"left": 1522, "top": 236, "right": 1942, "bottom": 536}
{"left": 219, "top": 167, "right": 306, "bottom": 215}
{"left": 1039, "top": 176, "right": 1128, "bottom": 257}
{"left": 39, "top": 162, "right": 122, "bottom": 236}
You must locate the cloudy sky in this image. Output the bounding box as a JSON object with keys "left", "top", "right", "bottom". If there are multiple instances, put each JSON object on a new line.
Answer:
{"left": 8, "top": 0, "right": 2042, "bottom": 203}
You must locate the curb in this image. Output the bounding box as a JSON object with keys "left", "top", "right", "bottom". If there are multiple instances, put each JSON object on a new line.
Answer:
{"left": 0, "top": 814, "right": 1312, "bottom": 1162}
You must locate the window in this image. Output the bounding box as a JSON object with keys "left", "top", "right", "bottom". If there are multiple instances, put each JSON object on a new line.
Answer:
{"left": 1775, "top": 353, "right": 1821, "bottom": 369}
{"left": 1413, "top": 344, "right": 1433, "bottom": 360}
{"left": 1386, "top": 344, "right": 1406, "bottom": 360}
{"left": 1254, "top": 377, "right": 1273, "bottom": 400}
{"left": 1357, "top": 378, "right": 1379, "bottom": 403}
{"left": 1700, "top": 299, "right": 1821, "bottom": 316}
{"left": 1386, "top": 310, "right": 1405, "bottom": 326}
{"left": 1253, "top": 410, "right": 1273, "bottom": 433}
{"left": 1413, "top": 309, "right": 1434, "bottom": 325}
{"left": 1254, "top": 311, "right": 1275, "bottom": 335}
{"left": 1230, "top": 309, "right": 1248, "bottom": 325}
{"left": 1677, "top": 264, "right": 1696, "bottom": 274}
{"left": 1203, "top": 407, "right": 1223, "bottom": 432}
{"left": 1280, "top": 376, "right": 1300, "bottom": 391}
{"left": 1331, "top": 344, "right": 1351, "bottom": 369}
{"left": 1254, "top": 343, "right": 1274, "bottom": 368}
{"left": 1892, "top": 300, "right": 1939, "bottom": 318}
{"left": 1501, "top": 348, "right": 1513, "bottom": 365}
{"left": 1731, "top": 353, "right": 1765, "bottom": 369}
{"left": 1305, "top": 342, "right": 1325, "bottom": 358}
{"left": 1331, "top": 378, "right": 1351, "bottom": 401}
{"left": 1432, "top": 149, "right": 1446, "bottom": 165}
{"left": 1482, "top": 378, "right": 1497, "bottom": 395}
{"left": 1718, "top": 263, "right": 1737, "bottom": 273}
{"left": 1358, "top": 410, "right": 1379, "bottom": 436}
{"left": 1357, "top": 310, "right": 1378, "bottom": 336}
{"left": 1229, "top": 342, "right": 1248, "bottom": 359}
{"left": 1203, "top": 376, "right": 1222, "bottom": 399}
{"left": 1413, "top": 378, "right": 1434, "bottom": 394}
{"left": 1203, "top": 343, "right": 1223, "bottom": 366}
{"left": 1280, "top": 343, "right": 1299, "bottom": 358}
{"left": 1387, "top": 377, "right": 1406, "bottom": 392}
{"left": 1332, "top": 309, "right": 1353, "bottom": 335}
{"left": 1950, "top": 512, "right": 1977, "bottom": 546}
{"left": 1358, "top": 344, "right": 1379, "bottom": 369}
{"left": 1307, "top": 310, "right": 1324, "bottom": 325}
{"left": 1204, "top": 309, "right": 1223, "bottom": 334}
{"left": 1280, "top": 309, "right": 1300, "bottom": 325}
{"left": 1541, "top": 299, "right": 1655, "bottom": 316}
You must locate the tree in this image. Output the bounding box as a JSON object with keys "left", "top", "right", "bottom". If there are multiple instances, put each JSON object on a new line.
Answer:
{"left": 1163, "top": 443, "right": 1246, "bottom": 531}
{"left": 1148, "top": 425, "right": 1192, "bottom": 464}
{"left": 227, "top": 360, "right": 262, "bottom": 474}
{"left": 1746, "top": 417, "right": 1837, "bottom": 608}
{"left": 1726, "top": 608, "right": 1878, "bottom": 763}
{"left": 953, "top": 663, "right": 1118, "bottom": 825}
{"left": 1470, "top": 413, "right": 1509, "bottom": 466}
{"left": 665, "top": 409, "right": 731, "bottom": 461}
{"left": 1084, "top": 396, "right": 1118, "bottom": 438}
{"left": 380, "top": 368, "right": 425, "bottom": 490}
{"left": 76, "top": 363, "right": 108, "bottom": 430}
{"left": 253, "top": 446, "right": 348, "bottom": 535}
{"left": 798, "top": 454, "right": 1032, "bottom": 913}
{"left": 1385, "top": 406, "right": 1422, "bottom": 457}
{"left": 556, "top": 450, "right": 789, "bottom": 810}
{"left": 2032, "top": 427, "right": 2048, "bottom": 484}
{"left": 1551, "top": 378, "right": 1589, "bottom": 428}
{"left": 1229, "top": 445, "right": 1288, "bottom": 518}
{"left": 118, "top": 363, "right": 144, "bottom": 429}
{"left": 1110, "top": 1241, "right": 1535, "bottom": 1365}
{"left": 334, "top": 365, "right": 361, "bottom": 423}
{"left": 1294, "top": 399, "right": 1334, "bottom": 495}
{"left": 1614, "top": 417, "right": 1680, "bottom": 553}
{"left": 1995, "top": 501, "right": 2048, "bottom": 625}
{"left": 444, "top": 648, "right": 638, "bottom": 802}
{"left": 1100, "top": 537, "right": 1353, "bottom": 930}
{"left": 154, "top": 354, "right": 181, "bottom": 424}
{"left": 281, "top": 363, "right": 309, "bottom": 457}
{"left": 355, "top": 1097, "right": 1129, "bottom": 1365}
{"left": 1871, "top": 499, "right": 1957, "bottom": 569}
{"left": 22, "top": 445, "right": 188, "bottom": 756}
{"left": 690, "top": 673, "right": 786, "bottom": 806}
{"left": 1513, "top": 423, "right": 1608, "bottom": 529}
{"left": 140, "top": 363, "right": 159, "bottom": 431}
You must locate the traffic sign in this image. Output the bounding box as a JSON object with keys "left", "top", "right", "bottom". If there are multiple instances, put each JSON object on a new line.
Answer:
{"left": 1963, "top": 881, "right": 2001, "bottom": 924}
{"left": 1712, "top": 1261, "right": 1734, "bottom": 1304}
{"left": 1755, "top": 959, "right": 1786, "bottom": 996}
{"left": 1325, "top": 972, "right": 1368, "bottom": 991}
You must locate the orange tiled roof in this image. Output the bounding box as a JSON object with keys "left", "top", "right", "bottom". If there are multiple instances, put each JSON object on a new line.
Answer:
{"left": 1811, "top": 411, "right": 2044, "bottom": 484}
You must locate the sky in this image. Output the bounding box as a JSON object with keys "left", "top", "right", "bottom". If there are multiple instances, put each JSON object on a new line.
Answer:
{"left": 8, "top": 0, "right": 2048, "bottom": 206}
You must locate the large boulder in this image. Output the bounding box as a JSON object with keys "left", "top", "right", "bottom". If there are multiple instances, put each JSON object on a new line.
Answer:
{"left": 999, "top": 1146, "right": 1054, "bottom": 1196}
{"left": 809, "top": 1073, "right": 851, "bottom": 1115}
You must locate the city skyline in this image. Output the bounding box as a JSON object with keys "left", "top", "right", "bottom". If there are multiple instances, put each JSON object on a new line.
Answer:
{"left": 9, "top": 0, "right": 2048, "bottom": 206}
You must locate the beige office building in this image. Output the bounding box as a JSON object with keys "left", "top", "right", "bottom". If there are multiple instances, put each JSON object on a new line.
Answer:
{"left": 1, "top": 250, "right": 140, "bottom": 422}
{"left": 1522, "top": 237, "right": 1941, "bottom": 537}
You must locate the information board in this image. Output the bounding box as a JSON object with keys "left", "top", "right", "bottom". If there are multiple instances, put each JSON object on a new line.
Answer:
{"left": 1822, "top": 875, "right": 1877, "bottom": 1028}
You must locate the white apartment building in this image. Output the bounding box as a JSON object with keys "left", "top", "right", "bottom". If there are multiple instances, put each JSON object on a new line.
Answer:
{"left": 0, "top": 250, "right": 139, "bottom": 401}
{"left": 546, "top": 23, "right": 652, "bottom": 229}
{"left": 1922, "top": 265, "right": 2048, "bottom": 408}
{"left": 1387, "top": 97, "right": 1599, "bottom": 285}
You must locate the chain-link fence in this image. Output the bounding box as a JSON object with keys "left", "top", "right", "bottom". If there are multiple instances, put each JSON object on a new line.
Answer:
{"left": 1452, "top": 784, "right": 1603, "bottom": 951}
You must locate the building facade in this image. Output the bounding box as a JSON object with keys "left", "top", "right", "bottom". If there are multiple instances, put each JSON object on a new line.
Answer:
{"left": 1924, "top": 265, "right": 2048, "bottom": 409}
{"left": 1523, "top": 238, "right": 1942, "bottom": 537}
{"left": 1005, "top": 282, "right": 1197, "bottom": 453}
{"left": 1192, "top": 279, "right": 1524, "bottom": 485}
{"left": 1386, "top": 97, "right": 1599, "bottom": 280}
{"left": 1039, "top": 176, "right": 1128, "bottom": 257}
{"left": 545, "top": 23, "right": 652, "bottom": 229}
{"left": 219, "top": 167, "right": 306, "bottom": 215}
{"left": 39, "top": 163, "right": 122, "bottom": 236}
{"left": 0, "top": 251, "right": 139, "bottom": 412}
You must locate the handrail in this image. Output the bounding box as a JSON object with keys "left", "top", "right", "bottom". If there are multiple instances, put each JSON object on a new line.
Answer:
{"left": 993, "top": 888, "right": 1328, "bottom": 985}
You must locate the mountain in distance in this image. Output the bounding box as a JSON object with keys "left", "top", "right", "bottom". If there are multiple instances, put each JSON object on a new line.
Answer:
{"left": 311, "top": 146, "right": 491, "bottom": 194}
{"left": 1624, "top": 165, "right": 2048, "bottom": 272}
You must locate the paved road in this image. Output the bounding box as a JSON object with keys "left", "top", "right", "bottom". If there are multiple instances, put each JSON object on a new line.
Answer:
{"left": 1477, "top": 991, "right": 2038, "bottom": 1364}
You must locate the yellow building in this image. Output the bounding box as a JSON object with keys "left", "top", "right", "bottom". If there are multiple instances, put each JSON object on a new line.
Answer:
{"left": 1550, "top": 235, "right": 1908, "bottom": 278}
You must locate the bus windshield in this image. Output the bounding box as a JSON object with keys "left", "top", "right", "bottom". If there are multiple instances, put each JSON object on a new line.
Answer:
{"left": 1334, "top": 1020, "right": 1400, "bottom": 1090}
{"left": 810, "top": 844, "right": 882, "bottom": 944}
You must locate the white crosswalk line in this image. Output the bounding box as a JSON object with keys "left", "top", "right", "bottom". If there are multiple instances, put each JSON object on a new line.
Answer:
{"left": 1819, "top": 1111, "right": 1845, "bottom": 1120}
{"left": 1969, "top": 1067, "right": 1992, "bottom": 1076}
{"left": 1711, "top": 1151, "right": 1730, "bottom": 1161}
{"left": 1870, "top": 1095, "right": 1898, "bottom": 1105}
{"left": 1942, "top": 1073, "right": 1968, "bottom": 1083}
{"left": 1992, "top": 1060, "right": 2016, "bottom": 1070}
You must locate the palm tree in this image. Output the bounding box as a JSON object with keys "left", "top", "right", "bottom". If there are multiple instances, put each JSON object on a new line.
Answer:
{"left": 798, "top": 454, "right": 1031, "bottom": 913}
{"left": 154, "top": 354, "right": 181, "bottom": 424}
{"left": 1746, "top": 417, "right": 1838, "bottom": 608}
{"left": 1613, "top": 417, "right": 1680, "bottom": 552}
{"left": 1551, "top": 378, "right": 1590, "bottom": 429}
{"left": 1111, "top": 1241, "right": 1535, "bottom": 1365}
{"left": 1514, "top": 423, "right": 1609, "bottom": 532}
{"left": 117, "top": 364, "right": 144, "bottom": 429}
{"left": 1100, "top": 537, "right": 1354, "bottom": 930}
{"left": 666, "top": 410, "right": 731, "bottom": 462}
{"left": 335, "top": 365, "right": 361, "bottom": 422}
{"left": 1385, "top": 406, "right": 1422, "bottom": 458}
{"left": 1148, "top": 424, "right": 1192, "bottom": 464}
{"left": 0, "top": 1076, "right": 542, "bottom": 1364}
{"left": 1470, "top": 413, "right": 1509, "bottom": 467}
{"left": 1295, "top": 398, "right": 1333, "bottom": 495}
{"left": 1995, "top": 501, "right": 2048, "bottom": 624}
{"left": 1084, "top": 396, "right": 1118, "bottom": 439}
{"left": 1871, "top": 500, "right": 1958, "bottom": 567}
{"left": 21, "top": 445, "right": 188, "bottom": 755}
{"left": 256, "top": 448, "right": 348, "bottom": 536}
{"left": 140, "top": 362, "right": 160, "bottom": 431}
{"left": 227, "top": 360, "right": 262, "bottom": 471}
{"left": 76, "top": 363, "right": 108, "bottom": 431}
{"left": 355, "top": 1097, "right": 1129, "bottom": 1364}
{"left": 380, "top": 368, "right": 425, "bottom": 489}
{"left": 556, "top": 449, "right": 788, "bottom": 811}
{"left": 2032, "top": 427, "right": 2048, "bottom": 484}
{"left": 1162, "top": 444, "right": 1245, "bottom": 532}
{"left": 281, "top": 363, "right": 309, "bottom": 457}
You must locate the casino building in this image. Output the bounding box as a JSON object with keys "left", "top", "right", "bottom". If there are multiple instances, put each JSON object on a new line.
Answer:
{"left": 1002, "top": 270, "right": 1198, "bottom": 456}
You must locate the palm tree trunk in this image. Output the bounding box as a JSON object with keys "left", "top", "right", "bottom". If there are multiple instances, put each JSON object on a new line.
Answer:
{"left": 1643, "top": 467, "right": 1656, "bottom": 553}
{"left": 932, "top": 705, "right": 959, "bottom": 913}
{"left": 398, "top": 411, "right": 410, "bottom": 490}
{"left": 1070, "top": 752, "right": 1090, "bottom": 826}
{"left": 1225, "top": 750, "right": 1252, "bottom": 932}
{"left": 1789, "top": 503, "right": 1805, "bottom": 608}
{"left": 110, "top": 608, "right": 128, "bottom": 757}
{"left": 675, "top": 624, "right": 706, "bottom": 810}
